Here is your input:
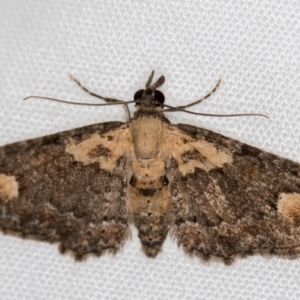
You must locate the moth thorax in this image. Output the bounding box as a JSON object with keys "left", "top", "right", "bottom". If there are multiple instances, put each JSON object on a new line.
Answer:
{"left": 130, "top": 116, "right": 164, "bottom": 159}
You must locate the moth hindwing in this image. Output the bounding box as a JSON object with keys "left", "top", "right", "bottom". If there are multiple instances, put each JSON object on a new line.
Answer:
{"left": 1, "top": 71, "right": 300, "bottom": 265}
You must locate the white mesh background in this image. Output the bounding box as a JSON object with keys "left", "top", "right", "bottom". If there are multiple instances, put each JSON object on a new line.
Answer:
{"left": 1, "top": 1, "right": 300, "bottom": 299}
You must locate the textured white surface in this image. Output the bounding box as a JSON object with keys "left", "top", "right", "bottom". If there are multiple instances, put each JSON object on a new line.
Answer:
{"left": 1, "top": 1, "right": 300, "bottom": 299}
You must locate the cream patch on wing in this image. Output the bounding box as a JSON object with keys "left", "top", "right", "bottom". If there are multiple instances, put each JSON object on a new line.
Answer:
{"left": 66, "top": 125, "right": 131, "bottom": 172}
{"left": 0, "top": 174, "right": 19, "bottom": 202}
{"left": 278, "top": 193, "right": 300, "bottom": 221}
{"left": 163, "top": 125, "right": 233, "bottom": 175}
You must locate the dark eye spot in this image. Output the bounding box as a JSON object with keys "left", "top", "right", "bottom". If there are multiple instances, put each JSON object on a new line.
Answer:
{"left": 160, "top": 176, "right": 169, "bottom": 186}
{"left": 139, "top": 189, "right": 156, "bottom": 196}
{"left": 130, "top": 175, "right": 137, "bottom": 187}
{"left": 154, "top": 90, "right": 165, "bottom": 106}
{"left": 134, "top": 89, "right": 144, "bottom": 101}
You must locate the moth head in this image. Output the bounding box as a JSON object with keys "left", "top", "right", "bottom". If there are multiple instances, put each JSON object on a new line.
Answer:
{"left": 134, "top": 70, "right": 165, "bottom": 109}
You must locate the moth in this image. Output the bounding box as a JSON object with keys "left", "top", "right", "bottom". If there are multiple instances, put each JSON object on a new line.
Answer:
{"left": 1, "top": 71, "right": 300, "bottom": 265}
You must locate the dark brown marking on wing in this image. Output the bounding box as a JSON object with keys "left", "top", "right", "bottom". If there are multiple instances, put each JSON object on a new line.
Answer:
{"left": 181, "top": 149, "right": 205, "bottom": 163}
{"left": 88, "top": 144, "right": 111, "bottom": 158}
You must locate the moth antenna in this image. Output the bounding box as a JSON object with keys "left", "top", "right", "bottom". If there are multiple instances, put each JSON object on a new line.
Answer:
{"left": 166, "top": 78, "right": 222, "bottom": 112}
{"left": 69, "top": 74, "right": 128, "bottom": 104}
{"left": 163, "top": 103, "right": 269, "bottom": 118}
{"left": 23, "top": 95, "right": 135, "bottom": 107}
{"left": 69, "top": 74, "right": 131, "bottom": 119}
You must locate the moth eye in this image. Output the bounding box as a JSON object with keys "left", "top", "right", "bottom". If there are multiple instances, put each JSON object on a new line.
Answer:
{"left": 134, "top": 89, "right": 145, "bottom": 101}
{"left": 154, "top": 90, "right": 165, "bottom": 106}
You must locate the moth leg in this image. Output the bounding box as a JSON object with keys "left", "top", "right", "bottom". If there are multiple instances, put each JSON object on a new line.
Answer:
{"left": 69, "top": 74, "right": 131, "bottom": 120}
{"left": 165, "top": 78, "right": 221, "bottom": 112}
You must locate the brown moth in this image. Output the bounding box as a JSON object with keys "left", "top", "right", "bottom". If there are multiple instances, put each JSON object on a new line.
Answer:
{"left": 1, "top": 71, "right": 300, "bottom": 265}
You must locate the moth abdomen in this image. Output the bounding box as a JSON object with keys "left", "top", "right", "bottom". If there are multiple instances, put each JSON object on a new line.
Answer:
{"left": 134, "top": 213, "right": 170, "bottom": 257}
{"left": 128, "top": 175, "right": 172, "bottom": 256}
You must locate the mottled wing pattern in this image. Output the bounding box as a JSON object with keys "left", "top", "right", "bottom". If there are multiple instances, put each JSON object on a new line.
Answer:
{"left": 167, "top": 123, "right": 300, "bottom": 264}
{"left": 0, "top": 122, "right": 131, "bottom": 260}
